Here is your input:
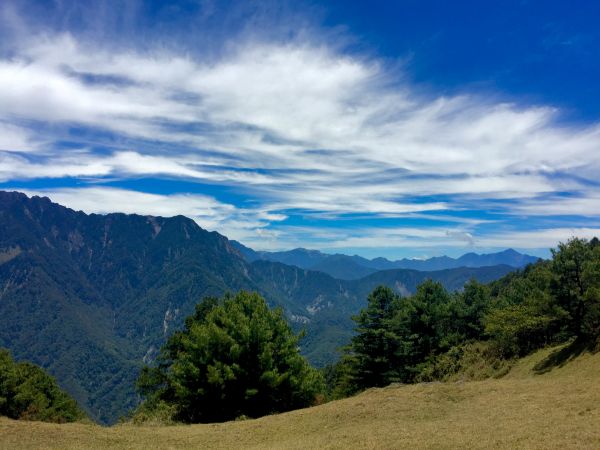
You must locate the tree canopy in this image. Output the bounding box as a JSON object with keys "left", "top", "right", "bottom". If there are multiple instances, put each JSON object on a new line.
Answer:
{"left": 0, "top": 348, "right": 84, "bottom": 422}
{"left": 337, "top": 237, "right": 600, "bottom": 393}
{"left": 551, "top": 237, "right": 600, "bottom": 338}
{"left": 344, "top": 286, "right": 401, "bottom": 391}
{"left": 136, "top": 291, "right": 324, "bottom": 423}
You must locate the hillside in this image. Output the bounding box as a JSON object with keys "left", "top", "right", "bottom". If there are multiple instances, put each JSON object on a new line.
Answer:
{"left": 1, "top": 344, "right": 598, "bottom": 449}
{"left": 0, "top": 191, "right": 515, "bottom": 423}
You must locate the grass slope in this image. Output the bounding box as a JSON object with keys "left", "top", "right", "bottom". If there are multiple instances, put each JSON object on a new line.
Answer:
{"left": 1, "top": 344, "right": 598, "bottom": 449}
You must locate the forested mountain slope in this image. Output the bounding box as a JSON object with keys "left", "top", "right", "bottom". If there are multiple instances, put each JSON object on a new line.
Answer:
{"left": 0, "top": 191, "right": 254, "bottom": 422}
{"left": 0, "top": 191, "right": 514, "bottom": 423}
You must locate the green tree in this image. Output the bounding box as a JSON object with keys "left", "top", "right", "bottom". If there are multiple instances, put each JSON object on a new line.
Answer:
{"left": 136, "top": 291, "right": 324, "bottom": 423}
{"left": 453, "top": 279, "right": 491, "bottom": 340}
{"left": 0, "top": 349, "right": 84, "bottom": 422}
{"left": 390, "top": 280, "right": 453, "bottom": 381}
{"left": 344, "top": 286, "right": 401, "bottom": 391}
{"left": 551, "top": 238, "right": 600, "bottom": 339}
{"left": 484, "top": 262, "right": 567, "bottom": 357}
{"left": 581, "top": 243, "right": 600, "bottom": 339}
{"left": 342, "top": 281, "right": 458, "bottom": 391}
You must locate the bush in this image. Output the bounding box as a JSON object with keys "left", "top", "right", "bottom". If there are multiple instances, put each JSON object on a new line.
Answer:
{"left": 416, "top": 342, "right": 512, "bottom": 382}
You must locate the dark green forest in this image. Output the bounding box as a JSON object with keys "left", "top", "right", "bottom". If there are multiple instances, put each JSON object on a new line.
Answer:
{"left": 0, "top": 191, "right": 514, "bottom": 423}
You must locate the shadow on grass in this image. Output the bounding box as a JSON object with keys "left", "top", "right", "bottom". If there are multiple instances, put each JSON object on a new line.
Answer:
{"left": 533, "top": 339, "right": 598, "bottom": 375}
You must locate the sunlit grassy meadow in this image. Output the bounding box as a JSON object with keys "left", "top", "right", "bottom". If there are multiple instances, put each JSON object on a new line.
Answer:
{"left": 1, "top": 343, "right": 598, "bottom": 449}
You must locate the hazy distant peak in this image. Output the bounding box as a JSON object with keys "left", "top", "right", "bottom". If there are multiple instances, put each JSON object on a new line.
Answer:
{"left": 234, "top": 242, "right": 540, "bottom": 280}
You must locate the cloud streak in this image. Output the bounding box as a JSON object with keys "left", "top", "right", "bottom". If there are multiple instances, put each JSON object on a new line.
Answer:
{"left": 0, "top": 6, "right": 599, "bottom": 256}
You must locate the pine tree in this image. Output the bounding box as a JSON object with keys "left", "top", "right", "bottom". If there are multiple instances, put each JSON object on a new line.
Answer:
{"left": 551, "top": 238, "right": 600, "bottom": 338}
{"left": 345, "top": 286, "right": 401, "bottom": 390}
{"left": 136, "top": 291, "right": 324, "bottom": 423}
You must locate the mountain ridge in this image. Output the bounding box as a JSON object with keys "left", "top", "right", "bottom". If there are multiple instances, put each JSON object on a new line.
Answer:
{"left": 231, "top": 240, "right": 540, "bottom": 279}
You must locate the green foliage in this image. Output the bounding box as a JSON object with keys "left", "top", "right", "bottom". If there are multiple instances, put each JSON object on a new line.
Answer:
{"left": 454, "top": 279, "right": 492, "bottom": 340}
{"left": 551, "top": 238, "right": 600, "bottom": 338}
{"left": 416, "top": 342, "right": 511, "bottom": 382}
{"left": 388, "top": 280, "right": 448, "bottom": 382}
{"left": 485, "top": 303, "right": 561, "bottom": 357}
{"left": 337, "top": 237, "right": 600, "bottom": 396}
{"left": 345, "top": 286, "right": 401, "bottom": 390}
{"left": 319, "top": 360, "right": 350, "bottom": 400}
{"left": 484, "top": 263, "right": 567, "bottom": 357}
{"left": 136, "top": 291, "right": 324, "bottom": 423}
{"left": 0, "top": 348, "right": 84, "bottom": 422}
{"left": 342, "top": 281, "right": 468, "bottom": 388}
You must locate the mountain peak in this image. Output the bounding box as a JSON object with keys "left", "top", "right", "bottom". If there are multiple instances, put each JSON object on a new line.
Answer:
{"left": 290, "top": 247, "right": 323, "bottom": 255}
{"left": 233, "top": 242, "right": 541, "bottom": 280}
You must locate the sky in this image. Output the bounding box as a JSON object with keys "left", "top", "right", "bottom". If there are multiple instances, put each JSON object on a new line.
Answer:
{"left": 1, "top": 0, "right": 600, "bottom": 259}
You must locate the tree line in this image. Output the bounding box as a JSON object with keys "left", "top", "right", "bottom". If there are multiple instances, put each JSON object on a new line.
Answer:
{"left": 328, "top": 237, "right": 600, "bottom": 396}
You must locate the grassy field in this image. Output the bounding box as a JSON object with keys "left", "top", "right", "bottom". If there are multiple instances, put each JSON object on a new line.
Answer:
{"left": 1, "top": 343, "right": 599, "bottom": 449}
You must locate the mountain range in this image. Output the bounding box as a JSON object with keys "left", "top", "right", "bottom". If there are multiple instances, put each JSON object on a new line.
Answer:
{"left": 232, "top": 241, "right": 539, "bottom": 280}
{"left": 0, "top": 191, "right": 521, "bottom": 423}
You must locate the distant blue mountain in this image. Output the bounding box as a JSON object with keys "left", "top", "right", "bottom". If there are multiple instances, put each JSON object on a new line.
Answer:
{"left": 231, "top": 241, "right": 540, "bottom": 280}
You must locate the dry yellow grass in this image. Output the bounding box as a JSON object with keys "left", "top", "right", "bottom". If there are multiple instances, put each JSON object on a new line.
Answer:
{"left": 1, "top": 344, "right": 599, "bottom": 450}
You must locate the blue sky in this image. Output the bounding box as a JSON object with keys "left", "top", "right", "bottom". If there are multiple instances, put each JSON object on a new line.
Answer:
{"left": 1, "top": 0, "right": 600, "bottom": 259}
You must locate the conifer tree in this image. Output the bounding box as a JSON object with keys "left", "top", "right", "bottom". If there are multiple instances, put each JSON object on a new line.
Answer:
{"left": 137, "top": 291, "right": 324, "bottom": 423}
{"left": 551, "top": 238, "right": 600, "bottom": 338}
{"left": 345, "top": 286, "right": 401, "bottom": 390}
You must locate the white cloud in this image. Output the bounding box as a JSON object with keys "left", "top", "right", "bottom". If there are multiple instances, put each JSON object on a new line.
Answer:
{"left": 0, "top": 28, "right": 599, "bottom": 253}
{"left": 0, "top": 122, "right": 38, "bottom": 152}
{"left": 237, "top": 225, "right": 480, "bottom": 252}
{"left": 0, "top": 34, "right": 597, "bottom": 183}
{"left": 239, "top": 223, "right": 600, "bottom": 253}
{"left": 477, "top": 228, "right": 600, "bottom": 249}
{"left": 511, "top": 192, "right": 600, "bottom": 217}
{"left": 0, "top": 152, "right": 112, "bottom": 181}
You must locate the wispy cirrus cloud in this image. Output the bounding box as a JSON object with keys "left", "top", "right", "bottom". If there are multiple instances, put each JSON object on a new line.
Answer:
{"left": 0, "top": 3, "right": 599, "bottom": 256}
{"left": 0, "top": 122, "right": 40, "bottom": 152}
